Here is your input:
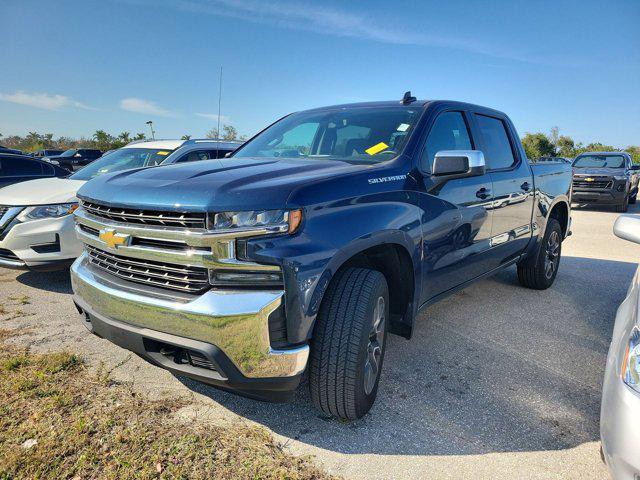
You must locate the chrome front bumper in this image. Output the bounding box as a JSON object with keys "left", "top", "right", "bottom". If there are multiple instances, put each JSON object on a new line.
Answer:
{"left": 71, "top": 253, "right": 309, "bottom": 379}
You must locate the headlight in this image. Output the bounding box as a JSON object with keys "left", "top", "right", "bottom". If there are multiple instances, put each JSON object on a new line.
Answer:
{"left": 18, "top": 203, "right": 78, "bottom": 221}
{"left": 622, "top": 326, "right": 640, "bottom": 393}
{"left": 212, "top": 209, "right": 302, "bottom": 234}
{"left": 613, "top": 175, "right": 628, "bottom": 181}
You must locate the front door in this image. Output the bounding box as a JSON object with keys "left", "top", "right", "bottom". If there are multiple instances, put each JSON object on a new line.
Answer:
{"left": 417, "top": 111, "right": 495, "bottom": 303}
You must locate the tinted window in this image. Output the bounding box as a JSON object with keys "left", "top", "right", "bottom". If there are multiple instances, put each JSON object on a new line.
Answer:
{"left": 41, "top": 162, "right": 56, "bottom": 176}
{"left": 475, "top": 115, "right": 516, "bottom": 170}
{"left": 177, "top": 150, "right": 210, "bottom": 163}
{"left": 0, "top": 158, "right": 43, "bottom": 176}
{"left": 208, "top": 149, "right": 233, "bottom": 159}
{"left": 423, "top": 112, "right": 472, "bottom": 171}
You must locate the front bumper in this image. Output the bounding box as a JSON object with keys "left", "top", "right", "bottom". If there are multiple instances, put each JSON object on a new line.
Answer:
{"left": 0, "top": 210, "right": 82, "bottom": 270}
{"left": 71, "top": 253, "right": 309, "bottom": 401}
{"left": 572, "top": 189, "right": 627, "bottom": 205}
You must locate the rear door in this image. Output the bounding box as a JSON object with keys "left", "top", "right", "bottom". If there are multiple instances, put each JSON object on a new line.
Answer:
{"left": 417, "top": 110, "right": 495, "bottom": 302}
{"left": 472, "top": 113, "right": 534, "bottom": 265}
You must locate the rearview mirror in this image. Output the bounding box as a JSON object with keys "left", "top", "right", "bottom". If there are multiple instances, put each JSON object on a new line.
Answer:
{"left": 432, "top": 150, "right": 486, "bottom": 178}
{"left": 614, "top": 215, "right": 640, "bottom": 244}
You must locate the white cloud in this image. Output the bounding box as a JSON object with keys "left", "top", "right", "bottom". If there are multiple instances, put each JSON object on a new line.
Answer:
{"left": 120, "top": 97, "right": 172, "bottom": 117}
{"left": 196, "top": 112, "right": 229, "bottom": 122}
{"left": 0, "top": 91, "right": 95, "bottom": 110}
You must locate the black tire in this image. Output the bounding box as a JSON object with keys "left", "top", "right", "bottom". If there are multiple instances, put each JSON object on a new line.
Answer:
{"left": 517, "top": 218, "right": 562, "bottom": 290}
{"left": 309, "top": 267, "right": 389, "bottom": 420}
{"left": 617, "top": 195, "right": 629, "bottom": 212}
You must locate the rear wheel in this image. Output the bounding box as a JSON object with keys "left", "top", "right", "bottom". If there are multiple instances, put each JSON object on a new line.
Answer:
{"left": 517, "top": 218, "right": 562, "bottom": 290}
{"left": 309, "top": 267, "right": 389, "bottom": 420}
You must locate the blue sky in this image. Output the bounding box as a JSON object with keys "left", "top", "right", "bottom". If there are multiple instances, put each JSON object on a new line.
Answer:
{"left": 1, "top": 0, "right": 638, "bottom": 146}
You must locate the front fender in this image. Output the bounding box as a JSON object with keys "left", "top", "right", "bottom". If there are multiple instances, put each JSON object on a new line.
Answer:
{"left": 248, "top": 196, "right": 422, "bottom": 344}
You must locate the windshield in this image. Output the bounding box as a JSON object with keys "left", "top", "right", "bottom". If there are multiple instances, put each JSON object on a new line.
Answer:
{"left": 573, "top": 155, "right": 625, "bottom": 169}
{"left": 60, "top": 149, "right": 77, "bottom": 157}
{"left": 69, "top": 148, "right": 173, "bottom": 180}
{"left": 233, "top": 106, "right": 422, "bottom": 163}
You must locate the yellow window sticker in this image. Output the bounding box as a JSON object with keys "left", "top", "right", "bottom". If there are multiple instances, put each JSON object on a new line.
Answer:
{"left": 156, "top": 151, "right": 170, "bottom": 155}
{"left": 365, "top": 142, "right": 389, "bottom": 156}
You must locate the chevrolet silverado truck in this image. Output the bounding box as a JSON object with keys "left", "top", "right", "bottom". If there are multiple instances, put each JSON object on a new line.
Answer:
{"left": 71, "top": 97, "right": 572, "bottom": 420}
{"left": 572, "top": 151, "right": 639, "bottom": 212}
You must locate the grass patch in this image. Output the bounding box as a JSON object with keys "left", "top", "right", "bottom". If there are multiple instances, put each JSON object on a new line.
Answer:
{"left": 0, "top": 344, "right": 334, "bottom": 479}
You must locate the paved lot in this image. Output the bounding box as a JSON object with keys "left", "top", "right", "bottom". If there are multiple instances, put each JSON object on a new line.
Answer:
{"left": 2, "top": 203, "right": 639, "bottom": 479}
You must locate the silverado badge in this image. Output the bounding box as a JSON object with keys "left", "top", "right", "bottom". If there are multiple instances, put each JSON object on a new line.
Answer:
{"left": 98, "top": 228, "right": 130, "bottom": 249}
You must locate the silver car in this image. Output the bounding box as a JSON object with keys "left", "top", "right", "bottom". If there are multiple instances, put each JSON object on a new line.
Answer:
{"left": 601, "top": 214, "right": 640, "bottom": 479}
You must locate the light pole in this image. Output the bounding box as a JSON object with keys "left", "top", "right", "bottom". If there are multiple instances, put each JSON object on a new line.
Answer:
{"left": 146, "top": 120, "right": 155, "bottom": 140}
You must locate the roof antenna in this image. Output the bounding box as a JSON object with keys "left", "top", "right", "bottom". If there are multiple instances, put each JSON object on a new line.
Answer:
{"left": 400, "top": 91, "right": 416, "bottom": 105}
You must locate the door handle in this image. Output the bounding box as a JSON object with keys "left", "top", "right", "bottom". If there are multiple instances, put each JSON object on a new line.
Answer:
{"left": 476, "top": 187, "right": 491, "bottom": 199}
{"left": 520, "top": 182, "right": 531, "bottom": 191}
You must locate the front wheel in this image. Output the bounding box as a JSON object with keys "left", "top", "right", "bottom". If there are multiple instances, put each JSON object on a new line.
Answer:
{"left": 517, "top": 218, "right": 562, "bottom": 290}
{"left": 309, "top": 267, "right": 389, "bottom": 420}
{"left": 617, "top": 195, "right": 629, "bottom": 212}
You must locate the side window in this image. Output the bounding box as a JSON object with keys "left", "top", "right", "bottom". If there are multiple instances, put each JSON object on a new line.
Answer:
{"left": 474, "top": 114, "right": 516, "bottom": 170}
{"left": 423, "top": 112, "right": 472, "bottom": 171}
{"left": 208, "top": 149, "right": 231, "bottom": 159}
{"left": 41, "top": 162, "right": 55, "bottom": 176}
{"left": 177, "top": 150, "right": 210, "bottom": 163}
{"left": 1, "top": 158, "right": 43, "bottom": 176}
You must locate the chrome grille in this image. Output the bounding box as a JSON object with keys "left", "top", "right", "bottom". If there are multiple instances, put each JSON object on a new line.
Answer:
{"left": 572, "top": 178, "right": 612, "bottom": 189}
{"left": 81, "top": 201, "right": 207, "bottom": 229}
{"left": 86, "top": 245, "right": 209, "bottom": 293}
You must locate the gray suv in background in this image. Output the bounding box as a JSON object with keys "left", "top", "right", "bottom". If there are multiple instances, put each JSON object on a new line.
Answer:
{"left": 571, "top": 152, "right": 639, "bottom": 212}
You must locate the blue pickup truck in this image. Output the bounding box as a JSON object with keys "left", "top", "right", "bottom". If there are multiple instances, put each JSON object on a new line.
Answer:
{"left": 70, "top": 95, "right": 572, "bottom": 420}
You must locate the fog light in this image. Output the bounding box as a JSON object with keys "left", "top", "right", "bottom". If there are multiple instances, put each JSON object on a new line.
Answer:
{"left": 617, "top": 184, "right": 625, "bottom": 192}
{"left": 209, "top": 270, "right": 284, "bottom": 288}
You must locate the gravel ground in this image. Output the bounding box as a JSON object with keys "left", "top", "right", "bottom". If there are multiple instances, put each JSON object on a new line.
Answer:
{"left": 2, "top": 203, "right": 639, "bottom": 479}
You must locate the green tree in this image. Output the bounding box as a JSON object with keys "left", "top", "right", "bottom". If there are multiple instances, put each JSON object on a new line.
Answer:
{"left": 556, "top": 135, "right": 576, "bottom": 158}
{"left": 181, "top": 135, "right": 191, "bottom": 140}
{"left": 521, "top": 132, "right": 556, "bottom": 160}
{"left": 625, "top": 146, "right": 640, "bottom": 164}
{"left": 205, "top": 128, "right": 219, "bottom": 139}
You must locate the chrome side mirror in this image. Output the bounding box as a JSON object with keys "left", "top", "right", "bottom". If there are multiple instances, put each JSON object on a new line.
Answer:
{"left": 614, "top": 215, "right": 640, "bottom": 244}
{"left": 432, "top": 150, "right": 486, "bottom": 178}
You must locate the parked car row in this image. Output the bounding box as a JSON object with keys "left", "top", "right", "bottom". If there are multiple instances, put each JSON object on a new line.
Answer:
{"left": 0, "top": 138, "right": 241, "bottom": 269}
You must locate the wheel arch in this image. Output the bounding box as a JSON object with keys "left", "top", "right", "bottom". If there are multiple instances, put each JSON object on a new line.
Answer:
{"left": 316, "top": 238, "right": 418, "bottom": 339}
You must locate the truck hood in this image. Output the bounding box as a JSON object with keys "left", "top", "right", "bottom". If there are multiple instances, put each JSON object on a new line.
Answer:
{"left": 77, "top": 157, "right": 368, "bottom": 211}
{"left": 573, "top": 167, "right": 624, "bottom": 176}
{"left": 0, "top": 177, "right": 86, "bottom": 206}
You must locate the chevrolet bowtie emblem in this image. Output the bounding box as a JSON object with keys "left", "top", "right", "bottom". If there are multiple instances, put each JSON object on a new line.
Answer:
{"left": 585, "top": 177, "right": 594, "bottom": 182}
{"left": 98, "top": 228, "right": 130, "bottom": 249}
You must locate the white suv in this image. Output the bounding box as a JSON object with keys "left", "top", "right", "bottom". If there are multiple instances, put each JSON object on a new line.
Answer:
{"left": 0, "top": 140, "right": 187, "bottom": 270}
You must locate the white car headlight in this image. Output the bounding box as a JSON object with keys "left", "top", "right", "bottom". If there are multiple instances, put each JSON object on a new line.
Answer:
{"left": 622, "top": 326, "right": 640, "bottom": 393}
{"left": 18, "top": 203, "right": 79, "bottom": 221}
{"left": 212, "top": 209, "right": 302, "bottom": 234}
{"left": 613, "top": 175, "right": 628, "bottom": 181}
